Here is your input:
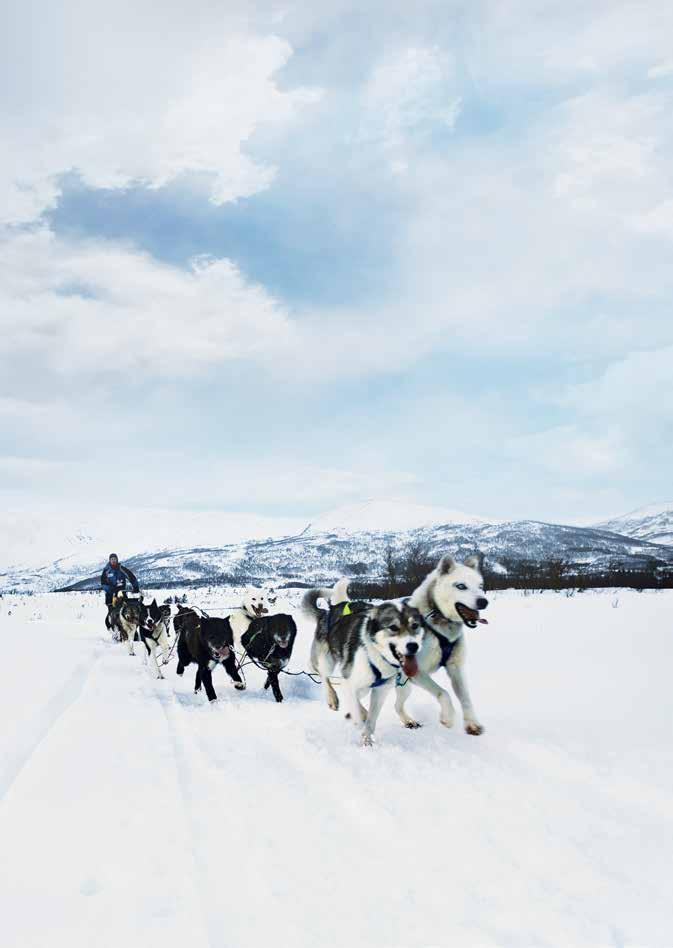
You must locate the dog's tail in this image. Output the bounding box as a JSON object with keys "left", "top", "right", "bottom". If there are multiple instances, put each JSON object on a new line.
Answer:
{"left": 301, "top": 587, "right": 332, "bottom": 621}
{"left": 330, "top": 577, "right": 350, "bottom": 606}
{"left": 302, "top": 578, "right": 351, "bottom": 620}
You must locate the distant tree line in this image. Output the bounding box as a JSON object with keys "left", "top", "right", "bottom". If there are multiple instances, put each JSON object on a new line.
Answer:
{"left": 349, "top": 542, "right": 673, "bottom": 599}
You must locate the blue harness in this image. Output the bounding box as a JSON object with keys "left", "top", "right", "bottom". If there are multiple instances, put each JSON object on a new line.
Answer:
{"left": 369, "top": 660, "right": 407, "bottom": 688}
{"left": 433, "top": 629, "right": 457, "bottom": 666}
{"left": 424, "top": 610, "right": 461, "bottom": 665}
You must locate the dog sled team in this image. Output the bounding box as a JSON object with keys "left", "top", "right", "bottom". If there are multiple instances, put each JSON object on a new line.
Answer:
{"left": 102, "top": 550, "right": 490, "bottom": 746}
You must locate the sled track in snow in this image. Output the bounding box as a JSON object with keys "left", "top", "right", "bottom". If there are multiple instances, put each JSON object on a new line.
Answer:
{"left": 153, "top": 684, "right": 227, "bottom": 948}
{"left": 0, "top": 647, "right": 103, "bottom": 803}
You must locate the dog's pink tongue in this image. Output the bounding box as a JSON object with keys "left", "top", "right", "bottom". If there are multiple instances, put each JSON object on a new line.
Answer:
{"left": 402, "top": 655, "right": 418, "bottom": 678}
{"left": 478, "top": 618, "right": 488, "bottom": 625}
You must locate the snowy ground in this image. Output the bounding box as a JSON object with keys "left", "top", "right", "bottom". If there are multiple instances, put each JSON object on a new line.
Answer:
{"left": 1, "top": 587, "right": 672, "bottom": 948}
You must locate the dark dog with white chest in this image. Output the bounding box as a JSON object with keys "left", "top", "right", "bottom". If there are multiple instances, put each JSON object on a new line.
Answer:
{"left": 174, "top": 606, "right": 244, "bottom": 702}
{"left": 241, "top": 613, "right": 297, "bottom": 702}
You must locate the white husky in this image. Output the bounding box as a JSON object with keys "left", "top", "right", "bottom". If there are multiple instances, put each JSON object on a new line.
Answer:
{"left": 394, "top": 554, "right": 489, "bottom": 734}
{"left": 224, "top": 588, "right": 269, "bottom": 658}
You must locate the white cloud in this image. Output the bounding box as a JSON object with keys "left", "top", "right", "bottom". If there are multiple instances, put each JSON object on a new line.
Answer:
{"left": 632, "top": 198, "right": 673, "bottom": 236}
{"left": 566, "top": 347, "right": 673, "bottom": 425}
{"left": 468, "top": 2, "right": 673, "bottom": 86}
{"left": 359, "top": 45, "right": 461, "bottom": 171}
{"left": 0, "top": 448, "right": 419, "bottom": 514}
{"left": 648, "top": 59, "right": 673, "bottom": 79}
{"left": 0, "top": 228, "right": 297, "bottom": 378}
{"left": 0, "top": 2, "right": 319, "bottom": 224}
{"left": 509, "top": 347, "right": 673, "bottom": 485}
{"left": 0, "top": 455, "right": 68, "bottom": 479}
{"left": 508, "top": 426, "right": 627, "bottom": 479}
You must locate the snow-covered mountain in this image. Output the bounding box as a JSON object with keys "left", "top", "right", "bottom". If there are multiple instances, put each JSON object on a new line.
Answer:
{"left": 307, "top": 500, "right": 490, "bottom": 534}
{"left": 0, "top": 506, "right": 304, "bottom": 570}
{"left": 2, "top": 499, "right": 672, "bottom": 593}
{"left": 594, "top": 503, "right": 673, "bottom": 547}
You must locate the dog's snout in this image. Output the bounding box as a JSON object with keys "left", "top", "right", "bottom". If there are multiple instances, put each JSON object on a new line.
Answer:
{"left": 406, "top": 641, "right": 419, "bottom": 655}
{"left": 477, "top": 597, "right": 488, "bottom": 611}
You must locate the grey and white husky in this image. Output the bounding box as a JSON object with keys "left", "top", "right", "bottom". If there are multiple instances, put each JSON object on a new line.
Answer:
{"left": 303, "top": 587, "right": 425, "bottom": 746}
{"left": 395, "top": 554, "right": 489, "bottom": 734}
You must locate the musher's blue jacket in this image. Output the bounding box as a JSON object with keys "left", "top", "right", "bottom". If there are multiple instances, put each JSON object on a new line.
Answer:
{"left": 100, "top": 563, "right": 139, "bottom": 595}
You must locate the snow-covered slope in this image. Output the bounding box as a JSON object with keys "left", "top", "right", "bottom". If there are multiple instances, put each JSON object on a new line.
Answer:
{"left": 0, "top": 506, "right": 304, "bottom": 571}
{"left": 595, "top": 503, "right": 673, "bottom": 546}
{"left": 1, "top": 588, "right": 672, "bottom": 947}
{"left": 0, "top": 506, "right": 305, "bottom": 591}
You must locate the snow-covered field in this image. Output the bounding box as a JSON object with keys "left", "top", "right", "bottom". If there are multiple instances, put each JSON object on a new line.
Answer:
{"left": 1, "top": 588, "right": 672, "bottom": 948}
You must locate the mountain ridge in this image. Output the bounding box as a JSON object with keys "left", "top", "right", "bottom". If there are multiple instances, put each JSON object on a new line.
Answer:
{"left": 594, "top": 502, "right": 673, "bottom": 547}
{"left": 2, "top": 500, "right": 672, "bottom": 593}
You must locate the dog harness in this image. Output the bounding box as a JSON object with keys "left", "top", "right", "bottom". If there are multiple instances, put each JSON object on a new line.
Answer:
{"left": 326, "top": 600, "right": 361, "bottom": 635}
{"left": 368, "top": 659, "right": 408, "bottom": 689}
{"left": 423, "top": 609, "right": 461, "bottom": 665}
{"left": 139, "top": 619, "right": 166, "bottom": 656}
{"left": 242, "top": 626, "right": 279, "bottom": 669}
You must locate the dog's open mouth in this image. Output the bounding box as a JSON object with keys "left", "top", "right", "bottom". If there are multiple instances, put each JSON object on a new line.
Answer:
{"left": 211, "top": 644, "right": 231, "bottom": 660}
{"left": 455, "top": 603, "right": 488, "bottom": 629}
{"left": 253, "top": 605, "right": 268, "bottom": 617}
{"left": 275, "top": 636, "right": 290, "bottom": 649}
{"left": 391, "top": 644, "right": 419, "bottom": 678}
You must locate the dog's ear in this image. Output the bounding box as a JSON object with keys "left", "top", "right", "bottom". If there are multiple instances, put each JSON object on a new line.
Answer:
{"left": 464, "top": 553, "right": 484, "bottom": 572}
{"left": 438, "top": 555, "right": 456, "bottom": 575}
{"left": 366, "top": 607, "right": 380, "bottom": 636}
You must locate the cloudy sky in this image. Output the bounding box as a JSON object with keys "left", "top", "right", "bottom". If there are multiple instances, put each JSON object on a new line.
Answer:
{"left": 2, "top": 0, "right": 672, "bottom": 525}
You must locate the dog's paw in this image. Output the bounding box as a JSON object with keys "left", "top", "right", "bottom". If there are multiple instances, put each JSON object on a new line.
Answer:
{"left": 404, "top": 720, "right": 422, "bottom": 729}
{"left": 360, "top": 732, "right": 375, "bottom": 747}
{"left": 209, "top": 697, "right": 217, "bottom": 704}
{"left": 234, "top": 682, "right": 246, "bottom": 691}
{"left": 465, "top": 721, "right": 484, "bottom": 736}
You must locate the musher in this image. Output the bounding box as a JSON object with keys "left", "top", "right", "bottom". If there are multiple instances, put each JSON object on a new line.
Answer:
{"left": 100, "top": 553, "right": 140, "bottom": 626}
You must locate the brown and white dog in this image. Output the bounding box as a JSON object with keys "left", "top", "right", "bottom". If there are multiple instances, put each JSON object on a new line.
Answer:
{"left": 304, "top": 589, "right": 425, "bottom": 746}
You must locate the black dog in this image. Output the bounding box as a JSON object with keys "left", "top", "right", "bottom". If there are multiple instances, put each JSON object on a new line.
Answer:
{"left": 174, "top": 606, "right": 244, "bottom": 702}
{"left": 241, "top": 614, "right": 297, "bottom": 702}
